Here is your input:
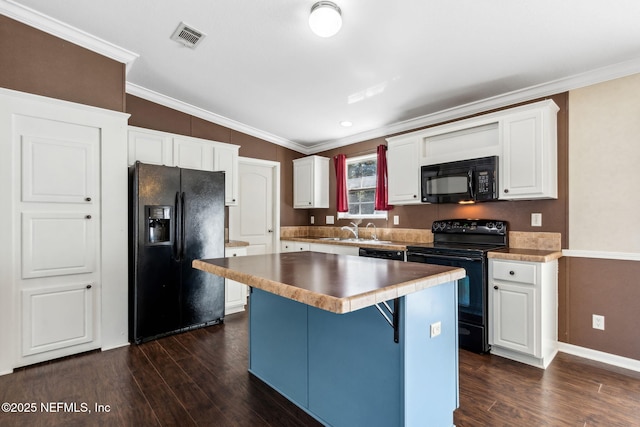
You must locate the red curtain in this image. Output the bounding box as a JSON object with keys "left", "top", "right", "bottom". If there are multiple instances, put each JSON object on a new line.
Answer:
{"left": 334, "top": 154, "right": 349, "bottom": 212}
{"left": 375, "top": 145, "right": 393, "bottom": 211}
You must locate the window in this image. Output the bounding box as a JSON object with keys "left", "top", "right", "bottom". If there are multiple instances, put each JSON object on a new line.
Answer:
{"left": 338, "top": 154, "right": 388, "bottom": 220}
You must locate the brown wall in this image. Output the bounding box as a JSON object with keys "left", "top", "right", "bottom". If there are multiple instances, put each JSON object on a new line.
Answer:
{"left": 126, "top": 95, "right": 308, "bottom": 227}
{"left": 565, "top": 257, "right": 640, "bottom": 359}
{"left": 0, "top": 16, "right": 125, "bottom": 112}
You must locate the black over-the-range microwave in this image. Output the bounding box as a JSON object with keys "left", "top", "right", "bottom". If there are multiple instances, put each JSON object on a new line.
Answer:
{"left": 421, "top": 156, "right": 498, "bottom": 204}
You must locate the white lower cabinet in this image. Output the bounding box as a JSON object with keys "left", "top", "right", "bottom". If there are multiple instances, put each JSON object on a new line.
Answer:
{"left": 281, "top": 241, "right": 310, "bottom": 252}
{"left": 225, "top": 247, "right": 248, "bottom": 314}
{"left": 489, "top": 258, "right": 558, "bottom": 369}
{"left": 309, "top": 243, "right": 359, "bottom": 256}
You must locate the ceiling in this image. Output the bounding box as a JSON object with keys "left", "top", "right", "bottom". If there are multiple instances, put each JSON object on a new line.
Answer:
{"left": 4, "top": 0, "right": 640, "bottom": 153}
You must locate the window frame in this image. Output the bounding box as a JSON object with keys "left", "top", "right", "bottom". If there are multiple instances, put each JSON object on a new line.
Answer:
{"left": 337, "top": 153, "right": 388, "bottom": 220}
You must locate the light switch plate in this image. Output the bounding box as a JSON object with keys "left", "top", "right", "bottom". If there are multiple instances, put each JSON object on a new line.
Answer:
{"left": 393, "top": 215, "right": 400, "bottom": 225}
{"left": 310, "top": 215, "right": 315, "bottom": 224}
{"left": 531, "top": 213, "right": 542, "bottom": 227}
{"left": 326, "top": 215, "right": 334, "bottom": 224}
{"left": 430, "top": 321, "right": 441, "bottom": 338}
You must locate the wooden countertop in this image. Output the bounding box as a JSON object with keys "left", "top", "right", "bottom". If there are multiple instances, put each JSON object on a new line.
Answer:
{"left": 193, "top": 252, "right": 465, "bottom": 314}
{"left": 488, "top": 248, "right": 563, "bottom": 263}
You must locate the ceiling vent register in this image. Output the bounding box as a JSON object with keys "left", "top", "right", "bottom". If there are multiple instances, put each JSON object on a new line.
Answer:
{"left": 170, "top": 22, "right": 206, "bottom": 48}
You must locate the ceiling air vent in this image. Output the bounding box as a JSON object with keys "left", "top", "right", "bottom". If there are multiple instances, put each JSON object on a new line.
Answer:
{"left": 170, "top": 22, "right": 206, "bottom": 49}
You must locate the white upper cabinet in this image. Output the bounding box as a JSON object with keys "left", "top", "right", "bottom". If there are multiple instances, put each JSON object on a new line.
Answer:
{"left": 127, "top": 127, "right": 172, "bottom": 166}
{"left": 293, "top": 156, "right": 329, "bottom": 209}
{"left": 213, "top": 144, "right": 239, "bottom": 205}
{"left": 499, "top": 100, "right": 559, "bottom": 200}
{"left": 127, "top": 126, "right": 239, "bottom": 205}
{"left": 386, "top": 135, "right": 421, "bottom": 205}
{"left": 173, "top": 135, "right": 214, "bottom": 171}
{"left": 384, "top": 99, "right": 559, "bottom": 204}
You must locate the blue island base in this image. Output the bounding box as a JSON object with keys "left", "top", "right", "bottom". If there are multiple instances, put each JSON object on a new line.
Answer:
{"left": 249, "top": 281, "right": 458, "bottom": 427}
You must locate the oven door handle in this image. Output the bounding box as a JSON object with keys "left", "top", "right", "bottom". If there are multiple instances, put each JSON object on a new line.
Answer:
{"left": 408, "top": 252, "right": 481, "bottom": 262}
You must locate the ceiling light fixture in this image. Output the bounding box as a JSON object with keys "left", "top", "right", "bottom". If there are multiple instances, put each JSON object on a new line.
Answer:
{"left": 309, "top": 1, "right": 342, "bottom": 38}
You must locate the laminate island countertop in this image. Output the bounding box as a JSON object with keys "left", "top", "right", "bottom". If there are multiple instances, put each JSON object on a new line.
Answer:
{"left": 193, "top": 251, "right": 465, "bottom": 314}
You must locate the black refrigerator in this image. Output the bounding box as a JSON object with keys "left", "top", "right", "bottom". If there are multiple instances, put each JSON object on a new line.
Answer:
{"left": 129, "top": 162, "right": 225, "bottom": 344}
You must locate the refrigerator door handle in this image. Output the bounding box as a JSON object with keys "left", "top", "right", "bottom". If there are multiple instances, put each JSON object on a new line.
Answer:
{"left": 173, "top": 191, "right": 181, "bottom": 261}
{"left": 180, "top": 191, "right": 186, "bottom": 260}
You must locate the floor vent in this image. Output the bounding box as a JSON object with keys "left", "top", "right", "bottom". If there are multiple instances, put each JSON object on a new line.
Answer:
{"left": 170, "top": 22, "right": 206, "bottom": 48}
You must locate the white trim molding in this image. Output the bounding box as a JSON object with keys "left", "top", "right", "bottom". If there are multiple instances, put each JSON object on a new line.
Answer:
{"left": 562, "top": 250, "right": 640, "bottom": 262}
{"left": 0, "top": 0, "right": 139, "bottom": 72}
{"left": 126, "top": 83, "right": 309, "bottom": 154}
{"left": 558, "top": 343, "right": 640, "bottom": 373}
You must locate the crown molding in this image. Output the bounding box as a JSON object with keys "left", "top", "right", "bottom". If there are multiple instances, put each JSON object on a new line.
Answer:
{"left": 126, "top": 83, "right": 309, "bottom": 154}
{"left": 306, "top": 58, "right": 640, "bottom": 154}
{"left": 0, "top": 0, "right": 139, "bottom": 72}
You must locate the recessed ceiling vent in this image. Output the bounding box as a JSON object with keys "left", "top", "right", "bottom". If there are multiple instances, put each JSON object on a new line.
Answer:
{"left": 170, "top": 22, "right": 206, "bottom": 49}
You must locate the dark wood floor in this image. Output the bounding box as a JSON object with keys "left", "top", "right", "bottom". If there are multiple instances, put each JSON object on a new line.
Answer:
{"left": 1, "top": 310, "right": 639, "bottom": 427}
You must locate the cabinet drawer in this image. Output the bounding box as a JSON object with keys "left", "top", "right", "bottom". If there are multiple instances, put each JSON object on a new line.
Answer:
{"left": 281, "top": 241, "right": 310, "bottom": 252}
{"left": 492, "top": 260, "right": 536, "bottom": 284}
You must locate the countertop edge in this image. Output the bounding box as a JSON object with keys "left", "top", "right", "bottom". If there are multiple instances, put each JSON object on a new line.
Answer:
{"left": 488, "top": 249, "right": 563, "bottom": 263}
{"left": 193, "top": 258, "right": 465, "bottom": 314}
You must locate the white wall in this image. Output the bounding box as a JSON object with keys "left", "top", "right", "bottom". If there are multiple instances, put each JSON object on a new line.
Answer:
{"left": 568, "top": 73, "right": 640, "bottom": 254}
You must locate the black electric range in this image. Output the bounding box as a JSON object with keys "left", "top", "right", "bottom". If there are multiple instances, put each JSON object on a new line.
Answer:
{"left": 406, "top": 219, "right": 508, "bottom": 353}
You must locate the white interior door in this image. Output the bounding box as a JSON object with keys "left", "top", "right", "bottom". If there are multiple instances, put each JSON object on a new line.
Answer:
{"left": 229, "top": 158, "right": 279, "bottom": 255}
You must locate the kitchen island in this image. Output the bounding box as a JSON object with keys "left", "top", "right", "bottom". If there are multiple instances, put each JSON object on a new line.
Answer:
{"left": 193, "top": 252, "right": 466, "bottom": 427}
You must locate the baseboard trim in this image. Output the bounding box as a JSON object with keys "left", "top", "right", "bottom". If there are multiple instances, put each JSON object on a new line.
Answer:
{"left": 558, "top": 342, "right": 640, "bottom": 373}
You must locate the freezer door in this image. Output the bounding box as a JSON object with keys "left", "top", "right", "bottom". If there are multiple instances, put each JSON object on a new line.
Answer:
{"left": 180, "top": 168, "right": 226, "bottom": 327}
{"left": 131, "top": 163, "right": 181, "bottom": 343}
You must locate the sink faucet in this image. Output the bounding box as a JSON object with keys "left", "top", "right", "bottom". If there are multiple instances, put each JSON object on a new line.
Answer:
{"left": 366, "top": 223, "right": 377, "bottom": 240}
{"left": 341, "top": 221, "right": 360, "bottom": 239}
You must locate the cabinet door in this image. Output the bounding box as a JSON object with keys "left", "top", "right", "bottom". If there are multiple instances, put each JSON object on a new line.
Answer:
{"left": 500, "top": 110, "right": 553, "bottom": 199}
{"left": 387, "top": 137, "right": 421, "bottom": 205}
{"left": 22, "top": 283, "right": 94, "bottom": 356}
{"left": 225, "top": 247, "right": 248, "bottom": 314}
{"left": 14, "top": 115, "right": 101, "bottom": 365}
{"left": 173, "top": 136, "right": 214, "bottom": 171}
{"left": 214, "top": 144, "right": 239, "bottom": 205}
{"left": 491, "top": 282, "right": 536, "bottom": 355}
{"left": 128, "top": 127, "right": 173, "bottom": 166}
{"left": 293, "top": 158, "right": 314, "bottom": 208}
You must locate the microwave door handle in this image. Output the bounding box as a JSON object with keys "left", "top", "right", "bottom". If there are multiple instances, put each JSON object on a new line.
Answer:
{"left": 468, "top": 170, "right": 475, "bottom": 200}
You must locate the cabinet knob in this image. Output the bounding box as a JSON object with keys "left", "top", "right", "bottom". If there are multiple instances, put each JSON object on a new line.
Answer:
{"left": 509, "top": 271, "right": 515, "bottom": 275}
{"left": 494, "top": 285, "right": 499, "bottom": 290}
{"left": 268, "top": 229, "right": 273, "bottom": 233}
{"left": 85, "top": 215, "right": 92, "bottom": 219}
{"left": 504, "top": 189, "right": 509, "bottom": 194}
{"left": 232, "top": 199, "right": 236, "bottom": 202}
{"left": 232, "top": 253, "right": 237, "bottom": 257}
{"left": 85, "top": 197, "right": 92, "bottom": 202}
{"left": 413, "top": 194, "right": 417, "bottom": 198}
{"left": 308, "top": 202, "right": 312, "bottom": 205}
{"left": 86, "top": 284, "right": 92, "bottom": 289}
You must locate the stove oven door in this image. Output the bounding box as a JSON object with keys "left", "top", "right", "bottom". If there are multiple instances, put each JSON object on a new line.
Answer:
{"left": 406, "top": 252, "right": 489, "bottom": 353}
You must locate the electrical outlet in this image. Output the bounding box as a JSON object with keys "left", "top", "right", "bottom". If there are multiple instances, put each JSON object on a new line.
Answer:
{"left": 393, "top": 215, "right": 400, "bottom": 225}
{"left": 326, "top": 215, "right": 334, "bottom": 224}
{"left": 310, "top": 215, "right": 315, "bottom": 224}
{"left": 531, "top": 213, "right": 542, "bottom": 227}
{"left": 592, "top": 314, "right": 605, "bottom": 330}
{"left": 430, "top": 321, "right": 441, "bottom": 338}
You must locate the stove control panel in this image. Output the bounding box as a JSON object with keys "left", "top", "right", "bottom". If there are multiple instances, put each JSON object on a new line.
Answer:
{"left": 432, "top": 219, "right": 507, "bottom": 235}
